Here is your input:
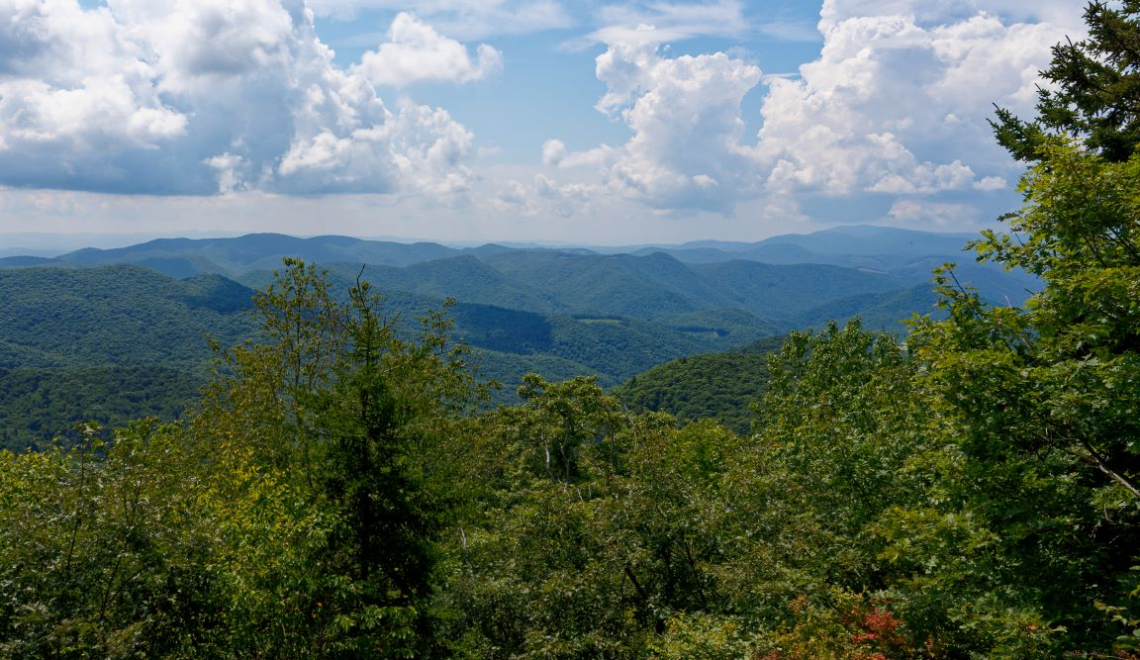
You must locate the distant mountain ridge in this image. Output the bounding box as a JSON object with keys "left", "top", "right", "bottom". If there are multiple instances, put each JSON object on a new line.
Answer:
{"left": 627, "top": 225, "right": 986, "bottom": 271}
{"left": 40, "top": 233, "right": 465, "bottom": 277}
{"left": 0, "top": 224, "right": 1038, "bottom": 342}
{"left": 0, "top": 225, "right": 1040, "bottom": 448}
{"left": 1, "top": 224, "right": 1005, "bottom": 276}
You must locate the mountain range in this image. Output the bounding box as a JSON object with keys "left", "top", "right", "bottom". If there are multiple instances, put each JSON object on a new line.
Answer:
{"left": 2, "top": 224, "right": 989, "bottom": 272}
{"left": 0, "top": 225, "right": 1038, "bottom": 449}
{"left": 0, "top": 223, "right": 1038, "bottom": 326}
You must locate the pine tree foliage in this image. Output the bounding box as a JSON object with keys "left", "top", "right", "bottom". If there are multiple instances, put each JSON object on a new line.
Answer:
{"left": 993, "top": 1, "right": 1140, "bottom": 161}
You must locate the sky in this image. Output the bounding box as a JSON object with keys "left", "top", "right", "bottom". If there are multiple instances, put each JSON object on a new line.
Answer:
{"left": 0, "top": 0, "right": 1089, "bottom": 248}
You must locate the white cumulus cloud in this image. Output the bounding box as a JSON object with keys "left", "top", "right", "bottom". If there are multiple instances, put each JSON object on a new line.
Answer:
{"left": 754, "top": 2, "right": 1076, "bottom": 199}
{"left": 0, "top": 0, "right": 481, "bottom": 197}
{"left": 551, "top": 31, "right": 763, "bottom": 211}
{"left": 542, "top": 138, "right": 567, "bottom": 166}
{"left": 887, "top": 198, "right": 981, "bottom": 227}
{"left": 545, "top": 0, "right": 1084, "bottom": 221}
{"left": 353, "top": 12, "right": 502, "bottom": 87}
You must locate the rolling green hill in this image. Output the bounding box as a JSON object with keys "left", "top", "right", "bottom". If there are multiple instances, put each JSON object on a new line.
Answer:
{"left": 344, "top": 257, "right": 556, "bottom": 313}
{"left": 612, "top": 337, "right": 786, "bottom": 434}
{"left": 0, "top": 265, "right": 257, "bottom": 368}
{"left": 480, "top": 251, "right": 716, "bottom": 319}
{"left": 7, "top": 229, "right": 1038, "bottom": 317}
{"left": 477, "top": 250, "right": 916, "bottom": 322}
{"left": 0, "top": 266, "right": 259, "bottom": 449}
{"left": 691, "top": 260, "right": 908, "bottom": 318}
{"left": 788, "top": 284, "right": 941, "bottom": 333}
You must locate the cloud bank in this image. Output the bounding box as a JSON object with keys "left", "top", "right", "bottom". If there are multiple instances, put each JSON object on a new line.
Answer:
{"left": 0, "top": 0, "right": 481, "bottom": 196}
{"left": 545, "top": 0, "right": 1081, "bottom": 220}
{"left": 756, "top": 0, "right": 1072, "bottom": 199}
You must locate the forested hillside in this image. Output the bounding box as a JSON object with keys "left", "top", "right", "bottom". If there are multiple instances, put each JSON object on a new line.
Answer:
{"left": 3, "top": 224, "right": 1035, "bottom": 318}
{"left": 0, "top": 366, "right": 204, "bottom": 451}
{"left": 612, "top": 337, "right": 785, "bottom": 434}
{"left": 0, "top": 218, "right": 1039, "bottom": 447}
{"left": 0, "top": 258, "right": 779, "bottom": 446}
{"left": 0, "top": 266, "right": 256, "bottom": 368}
{"left": 0, "top": 267, "right": 257, "bottom": 449}
{"left": 1, "top": 230, "right": 1004, "bottom": 447}
{"left": 0, "top": 208, "right": 1040, "bottom": 450}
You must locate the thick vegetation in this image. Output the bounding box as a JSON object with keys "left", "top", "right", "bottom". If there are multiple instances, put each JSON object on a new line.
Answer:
{"left": 0, "top": 366, "right": 204, "bottom": 452}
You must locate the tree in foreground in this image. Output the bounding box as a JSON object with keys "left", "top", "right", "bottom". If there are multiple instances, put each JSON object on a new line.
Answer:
{"left": 0, "top": 260, "right": 485, "bottom": 660}
{"left": 192, "top": 260, "right": 486, "bottom": 658}
{"left": 993, "top": 1, "right": 1140, "bottom": 162}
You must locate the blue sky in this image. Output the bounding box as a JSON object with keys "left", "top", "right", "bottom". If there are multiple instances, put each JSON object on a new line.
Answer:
{"left": 0, "top": 0, "right": 1087, "bottom": 247}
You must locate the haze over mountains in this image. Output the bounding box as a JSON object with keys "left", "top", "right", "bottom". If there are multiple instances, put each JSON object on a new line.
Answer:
{"left": 1, "top": 224, "right": 1037, "bottom": 316}
{"left": 2, "top": 224, "right": 983, "bottom": 271}
{"left": 0, "top": 224, "right": 1037, "bottom": 449}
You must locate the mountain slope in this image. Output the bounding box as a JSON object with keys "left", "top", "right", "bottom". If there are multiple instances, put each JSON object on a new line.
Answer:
{"left": 612, "top": 337, "right": 785, "bottom": 434}
{"left": 479, "top": 251, "right": 717, "bottom": 319}
{"left": 0, "top": 228, "right": 1044, "bottom": 447}
{"left": 692, "top": 260, "right": 908, "bottom": 319}
{"left": 0, "top": 366, "right": 206, "bottom": 451}
{"left": 755, "top": 224, "right": 976, "bottom": 258}
{"left": 0, "top": 265, "right": 257, "bottom": 368}
{"left": 348, "top": 257, "right": 556, "bottom": 313}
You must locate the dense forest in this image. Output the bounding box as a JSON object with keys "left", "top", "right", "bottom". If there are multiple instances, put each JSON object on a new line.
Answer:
{"left": 2, "top": 3, "right": 1140, "bottom": 659}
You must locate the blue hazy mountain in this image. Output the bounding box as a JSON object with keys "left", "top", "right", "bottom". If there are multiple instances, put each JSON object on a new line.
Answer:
{"left": 633, "top": 225, "right": 990, "bottom": 271}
